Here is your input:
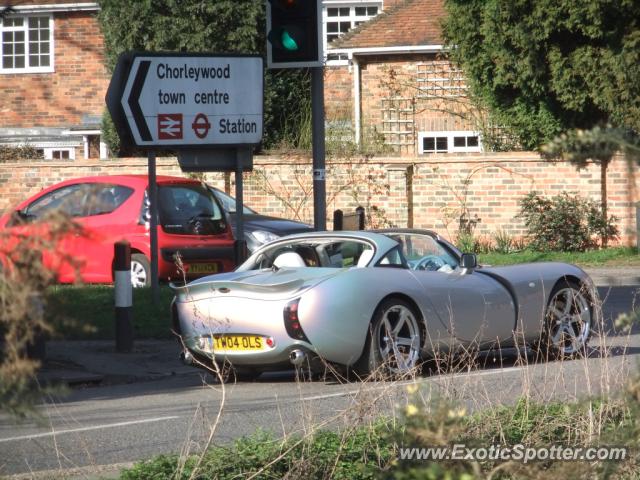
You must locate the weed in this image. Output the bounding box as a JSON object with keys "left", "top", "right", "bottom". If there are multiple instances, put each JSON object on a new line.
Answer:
{"left": 493, "top": 229, "right": 514, "bottom": 254}
{"left": 0, "top": 210, "right": 83, "bottom": 417}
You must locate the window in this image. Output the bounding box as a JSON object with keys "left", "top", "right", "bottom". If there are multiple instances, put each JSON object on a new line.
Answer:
{"left": 24, "top": 184, "right": 89, "bottom": 221}
{"left": 377, "top": 247, "right": 405, "bottom": 268}
{"left": 1, "top": 15, "right": 53, "bottom": 73}
{"left": 45, "top": 148, "right": 75, "bottom": 160}
{"left": 241, "top": 238, "right": 376, "bottom": 271}
{"left": 86, "top": 184, "right": 134, "bottom": 216}
{"left": 324, "top": 2, "right": 381, "bottom": 63}
{"left": 156, "top": 184, "right": 226, "bottom": 236}
{"left": 422, "top": 136, "right": 448, "bottom": 153}
{"left": 386, "top": 233, "right": 458, "bottom": 271}
{"left": 418, "top": 131, "right": 482, "bottom": 154}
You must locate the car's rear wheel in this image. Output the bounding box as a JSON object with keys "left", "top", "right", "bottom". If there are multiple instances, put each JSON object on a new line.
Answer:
{"left": 537, "top": 280, "right": 592, "bottom": 360}
{"left": 356, "top": 297, "right": 422, "bottom": 377}
{"left": 131, "top": 253, "right": 150, "bottom": 288}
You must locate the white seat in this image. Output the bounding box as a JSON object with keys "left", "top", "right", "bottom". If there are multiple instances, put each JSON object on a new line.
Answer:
{"left": 273, "top": 251, "right": 306, "bottom": 268}
{"left": 356, "top": 249, "right": 374, "bottom": 267}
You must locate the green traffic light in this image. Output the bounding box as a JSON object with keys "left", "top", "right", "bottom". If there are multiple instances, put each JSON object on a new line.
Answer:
{"left": 281, "top": 30, "right": 299, "bottom": 51}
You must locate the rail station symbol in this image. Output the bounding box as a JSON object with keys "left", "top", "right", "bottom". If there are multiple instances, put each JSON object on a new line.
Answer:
{"left": 157, "top": 113, "right": 183, "bottom": 140}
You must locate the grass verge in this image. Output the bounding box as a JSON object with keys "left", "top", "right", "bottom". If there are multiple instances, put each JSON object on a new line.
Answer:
{"left": 118, "top": 391, "right": 639, "bottom": 479}
{"left": 47, "top": 284, "right": 175, "bottom": 339}
{"left": 479, "top": 246, "right": 640, "bottom": 267}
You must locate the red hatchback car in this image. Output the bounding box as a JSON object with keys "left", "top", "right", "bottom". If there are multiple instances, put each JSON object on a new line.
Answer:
{"left": 0, "top": 175, "right": 236, "bottom": 286}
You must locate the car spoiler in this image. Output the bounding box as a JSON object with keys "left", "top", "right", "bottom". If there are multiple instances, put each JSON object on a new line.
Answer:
{"left": 170, "top": 277, "right": 306, "bottom": 301}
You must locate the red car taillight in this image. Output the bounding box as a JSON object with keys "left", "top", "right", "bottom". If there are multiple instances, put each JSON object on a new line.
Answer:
{"left": 283, "top": 298, "right": 309, "bottom": 342}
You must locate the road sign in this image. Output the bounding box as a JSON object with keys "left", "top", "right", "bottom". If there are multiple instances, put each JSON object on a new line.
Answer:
{"left": 106, "top": 53, "right": 264, "bottom": 148}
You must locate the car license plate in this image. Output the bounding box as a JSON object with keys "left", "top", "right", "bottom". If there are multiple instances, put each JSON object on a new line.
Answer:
{"left": 212, "top": 335, "right": 264, "bottom": 351}
{"left": 188, "top": 263, "right": 219, "bottom": 275}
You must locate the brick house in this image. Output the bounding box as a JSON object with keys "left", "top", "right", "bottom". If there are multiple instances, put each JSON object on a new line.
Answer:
{"left": 0, "top": 0, "right": 455, "bottom": 160}
{"left": 324, "top": 0, "right": 483, "bottom": 156}
{"left": 0, "top": 1, "right": 638, "bottom": 244}
{"left": 0, "top": 1, "right": 108, "bottom": 160}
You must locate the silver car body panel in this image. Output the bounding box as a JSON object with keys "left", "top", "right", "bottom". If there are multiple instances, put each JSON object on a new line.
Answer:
{"left": 172, "top": 230, "right": 601, "bottom": 369}
{"left": 479, "top": 262, "right": 598, "bottom": 343}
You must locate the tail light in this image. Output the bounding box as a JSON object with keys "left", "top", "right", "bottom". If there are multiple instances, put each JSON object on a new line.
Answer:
{"left": 283, "top": 298, "right": 309, "bottom": 342}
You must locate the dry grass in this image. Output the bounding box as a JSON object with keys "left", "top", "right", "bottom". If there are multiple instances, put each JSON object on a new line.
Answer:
{"left": 160, "top": 272, "right": 640, "bottom": 479}
{"left": 0, "top": 210, "right": 86, "bottom": 418}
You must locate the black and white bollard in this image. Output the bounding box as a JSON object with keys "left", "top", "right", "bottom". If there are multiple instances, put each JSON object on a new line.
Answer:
{"left": 114, "top": 241, "right": 133, "bottom": 353}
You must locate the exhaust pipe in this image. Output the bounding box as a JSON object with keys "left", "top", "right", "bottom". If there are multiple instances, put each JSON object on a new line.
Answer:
{"left": 289, "top": 349, "right": 306, "bottom": 367}
{"left": 180, "top": 350, "right": 193, "bottom": 365}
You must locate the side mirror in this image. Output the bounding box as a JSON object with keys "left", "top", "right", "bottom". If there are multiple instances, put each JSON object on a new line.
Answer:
{"left": 460, "top": 253, "right": 477, "bottom": 271}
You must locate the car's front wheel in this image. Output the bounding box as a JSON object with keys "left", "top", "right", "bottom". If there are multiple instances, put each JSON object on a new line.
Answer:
{"left": 537, "top": 280, "right": 592, "bottom": 359}
{"left": 356, "top": 297, "right": 422, "bottom": 377}
{"left": 130, "top": 253, "right": 151, "bottom": 288}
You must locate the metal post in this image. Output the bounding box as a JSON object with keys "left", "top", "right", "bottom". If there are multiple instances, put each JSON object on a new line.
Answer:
{"left": 333, "top": 209, "right": 343, "bottom": 231}
{"left": 636, "top": 202, "right": 640, "bottom": 252}
{"left": 148, "top": 150, "right": 159, "bottom": 305}
{"left": 311, "top": 66, "right": 326, "bottom": 231}
{"left": 235, "top": 154, "right": 246, "bottom": 264}
{"left": 114, "top": 240, "right": 133, "bottom": 353}
{"left": 356, "top": 206, "right": 365, "bottom": 230}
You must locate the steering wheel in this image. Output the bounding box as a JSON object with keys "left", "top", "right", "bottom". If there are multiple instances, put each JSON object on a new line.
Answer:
{"left": 187, "top": 213, "right": 215, "bottom": 235}
{"left": 412, "top": 255, "right": 447, "bottom": 271}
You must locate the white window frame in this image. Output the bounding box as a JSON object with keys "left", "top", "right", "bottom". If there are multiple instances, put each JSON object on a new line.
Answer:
{"left": 418, "top": 131, "right": 482, "bottom": 154}
{"left": 323, "top": 1, "right": 382, "bottom": 66}
{"left": 0, "top": 13, "right": 54, "bottom": 74}
{"left": 44, "top": 147, "right": 75, "bottom": 160}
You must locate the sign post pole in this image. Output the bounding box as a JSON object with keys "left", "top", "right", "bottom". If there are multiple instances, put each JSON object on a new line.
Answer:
{"left": 311, "top": 66, "right": 326, "bottom": 231}
{"left": 235, "top": 153, "right": 245, "bottom": 264}
{"left": 148, "top": 150, "right": 159, "bottom": 304}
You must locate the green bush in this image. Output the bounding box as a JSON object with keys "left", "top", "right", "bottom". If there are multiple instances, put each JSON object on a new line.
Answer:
{"left": 120, "top": 423, "right": 395, "bottom": 480}
{"left": 517, "top": 191, "right": 618, "bottom": 251}
{"left": 0, "top": 145, "right": 44, "bottom": 161}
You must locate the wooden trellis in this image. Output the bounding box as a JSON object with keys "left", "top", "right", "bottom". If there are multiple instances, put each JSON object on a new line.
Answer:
{"left": 380, "top": 97, "right": 415, "bottom": 155}
{"left": 416, "top": 61, "right": 467, "bottom": 98}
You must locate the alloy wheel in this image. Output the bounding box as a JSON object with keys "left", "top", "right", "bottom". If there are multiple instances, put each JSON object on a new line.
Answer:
{"left": 545, "top": 286, "right": 591, "bottom": 356}
{"left": 375, "top": 303, "right": 421, "bottom": 374}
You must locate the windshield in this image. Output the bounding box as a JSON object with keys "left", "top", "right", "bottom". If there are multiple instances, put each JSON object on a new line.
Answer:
{"left": 155, "top": 183, "right": 227, "bottom": 236}
{"left": 238, "top": 238, "right": 375, "bottom": 270}
{"left": 209, "top": 186, "right": 256, "bottom": 215}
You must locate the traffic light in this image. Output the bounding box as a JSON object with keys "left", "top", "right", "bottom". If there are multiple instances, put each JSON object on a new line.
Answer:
{"left": 266, "top": 0, "right": 323, "bottom": 69}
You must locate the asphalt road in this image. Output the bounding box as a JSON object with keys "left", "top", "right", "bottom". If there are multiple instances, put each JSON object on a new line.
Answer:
{"left": 0, "top": 286, "right": 638, "bottom": 478}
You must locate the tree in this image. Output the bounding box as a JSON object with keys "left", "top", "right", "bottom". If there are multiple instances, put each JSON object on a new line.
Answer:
{"left": 97, "top": 0, "right": 311, "bottom": 155}
{"left": 443, "top": 0, "right": 640, "bottom": 245}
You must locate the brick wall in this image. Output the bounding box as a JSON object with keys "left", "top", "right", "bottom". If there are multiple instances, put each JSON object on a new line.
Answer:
{"left": 0, "top": 153, "right": 638, "bottom": 245}
{"left": 328, "top": 54, "right": 478, "bottom": 155}
{"left": 324, "top": 66, "right": 353, "bottom": 127}
{"left": 0, "top": 11, "right": 109, "bottom": 128}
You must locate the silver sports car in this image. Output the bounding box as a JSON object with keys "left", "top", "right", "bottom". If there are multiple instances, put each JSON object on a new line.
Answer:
{"left": 171, "top": 229, "right": 599, "bottom": 378}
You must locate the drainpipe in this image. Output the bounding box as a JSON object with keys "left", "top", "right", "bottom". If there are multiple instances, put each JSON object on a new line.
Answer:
{"left": 352, "top": 54, "right": 361, "bottom": 147}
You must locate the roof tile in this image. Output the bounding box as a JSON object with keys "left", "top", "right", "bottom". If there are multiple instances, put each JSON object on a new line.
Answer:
{"left": 331, "top": 0, "right": 445, "bottom": 49}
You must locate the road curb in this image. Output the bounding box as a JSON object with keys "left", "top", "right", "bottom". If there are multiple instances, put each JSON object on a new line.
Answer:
{"left": 583, "top": 268, "right": 640, "bottom": 287}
